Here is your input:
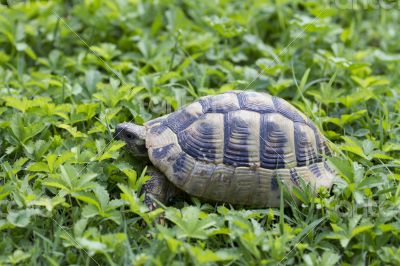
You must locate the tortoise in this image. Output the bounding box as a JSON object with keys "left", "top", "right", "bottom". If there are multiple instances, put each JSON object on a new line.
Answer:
{"left": 115, "top": 90, "right": 335, "bottom": 209}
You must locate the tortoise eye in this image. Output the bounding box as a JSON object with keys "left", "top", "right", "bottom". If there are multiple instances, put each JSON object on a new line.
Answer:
{"left": 126, "top": 133, "right": 133, "bottom": 139}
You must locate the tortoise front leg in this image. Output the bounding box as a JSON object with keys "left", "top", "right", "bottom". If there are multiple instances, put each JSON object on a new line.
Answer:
{"left": 141, "top": 167, "right": 182, "bottom": 211}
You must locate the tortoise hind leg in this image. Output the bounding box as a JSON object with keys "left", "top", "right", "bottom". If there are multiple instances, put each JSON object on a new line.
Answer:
{"left": 141, "top": 167, "right": 185, "bottom": 211}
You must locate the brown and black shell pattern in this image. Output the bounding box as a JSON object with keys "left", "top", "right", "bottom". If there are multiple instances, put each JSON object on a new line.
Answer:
{"left": 144, "top": 91, "right": 335, "bottom": 207}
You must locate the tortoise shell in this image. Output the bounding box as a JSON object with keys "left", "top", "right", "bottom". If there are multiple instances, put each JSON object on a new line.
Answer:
{"left": 144, "top": 91, "right": 335, "bottom": 207}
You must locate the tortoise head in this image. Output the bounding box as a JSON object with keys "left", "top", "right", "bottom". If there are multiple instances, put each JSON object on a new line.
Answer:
{"left": 114, "top": 122, "right": 148, "bottom": 158}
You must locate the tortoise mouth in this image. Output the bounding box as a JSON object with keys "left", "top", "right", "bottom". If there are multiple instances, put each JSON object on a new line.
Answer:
{"left": 113, "top": 124, "right": 149, "bottom": 158}
{"left": 114, "top": 128, "right": 122, "bottom": 140}
{"left": 114, "top": 123, "right": 129, "bottom": 140}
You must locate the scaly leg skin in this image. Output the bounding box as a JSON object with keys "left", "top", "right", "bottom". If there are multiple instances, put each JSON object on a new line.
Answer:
{"left": 141, "top": 167, "right": 182, "bottom": 212}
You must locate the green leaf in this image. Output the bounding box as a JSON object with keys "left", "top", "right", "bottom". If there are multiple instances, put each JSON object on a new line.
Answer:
{"left": 57, "top": 124, "right": 87, "bottom": 138}
{"left": 97, "top": 141, "right": 125, "bottom": 161}
{"left": 30, "top": 196, "right": 66, "bottom": 212}
{"left": 7, "top": 209, "right": 42, "bottom": 227}
{"left": 358, "top": 176, "right": 384, "bottom": 189}
{"left": 7, "top": 250, "right": 31, "bottom": 264}
{"left": 76, "top": 237, "right": 107, "bottom": 254}
{"left": 2, "top": 96, "right": 31, "bottom": 112}
{"left": 118, "top": 184, "right": 150, "bottom": 224}
{"left": 351, "top": 224, "right": 374, "bottom": 238}
{"left": 291, "top": 217, "right": 325, "bottom": 245}
{"left": 165, "top": 206, "right": 218, "bottom": 240}
{"left": 72, "top": 192, "right": 100, "bottom": 209}
{"left": 188, "top": 246, "right": 239, "bottom": 264}
{"left": 27, "top": 162, "right": 50, "bottom": 172}
{"left": 0, "top": 183, "right": 13, "bottom": 201}
{"left": 328, "top": 157, "right": 354, "bottom": 182}
{"left": 123, "top": 169, "right": 137, "bottom": 188}
{"left": 320, "top": 251, "right": 341, "bottom": 266}
{"left": 93, "top": 185, "right": 109, "bottom": 210}
{"left": 85, "top": 69, "right": 102, "bottom": 94}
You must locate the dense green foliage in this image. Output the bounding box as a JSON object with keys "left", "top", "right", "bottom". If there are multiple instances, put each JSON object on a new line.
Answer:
{"left": 1, "top": 0, "right": 400, "bottom": 265}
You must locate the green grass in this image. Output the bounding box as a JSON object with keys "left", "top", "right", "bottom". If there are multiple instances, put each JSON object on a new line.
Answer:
{"left": 1, "top": 0, "right": 400, "bottom": 265}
